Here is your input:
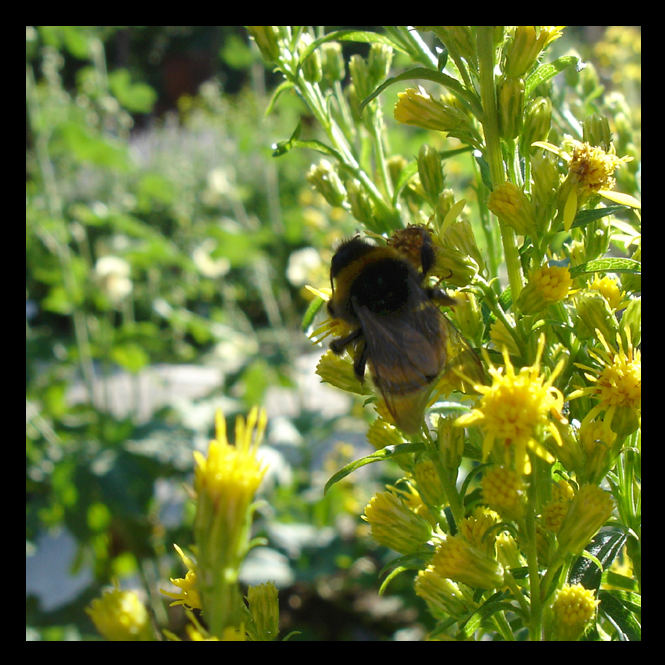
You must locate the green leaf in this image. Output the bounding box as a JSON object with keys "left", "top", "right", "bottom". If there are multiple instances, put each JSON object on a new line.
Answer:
{"left": 264, "top": 80, "right": 295, "bottom": 116}
{"left": 324, "top": 442, "right": 425, "bottom": 493}
{"left": 602, "top": 570, "right": 639, "bottom": 592}
{"left": 458, "top": 594, "right": 520, "bottom": 639}
{"left": 360, "top": 67, "right": 482, "bottom": 118}
{"left": 110, "top": 342, "right": 150, "bottom": 374}
{"left": 525, "top": 55, "right": 580, "bottom": 98}
{"left": 391, "top": 160, "right": 419, "bottom": 204}
{"left": 570, "top": 205, "right": 631, "bottom": 229}
{"left": 272, "top": 122, "right": 347, "bottom": 165}
{"left": 53, "top": 121, "right": 130, "bottom": 171}
{"left": 108, "top": 69, "right": 157, "bottom": 114}
{"left": 598, "top": 589, "right": 641, "bottom": 640}
{"left": 568, "top": 528, "right": 628, "bottom": 591}
{"left": 569, "top": 257, "right": 641, "bottom": 278}
{"left": 301, "top": 295, "right": 325, "bottom": 332}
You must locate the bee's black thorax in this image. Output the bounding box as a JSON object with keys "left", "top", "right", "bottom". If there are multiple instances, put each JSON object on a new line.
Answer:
{"left": 349, "top": 257, "right": 414, "bottom": 314}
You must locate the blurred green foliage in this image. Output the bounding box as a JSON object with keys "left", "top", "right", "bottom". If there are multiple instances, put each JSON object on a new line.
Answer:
{"left": 26, "top": 26, "right": 640, "bottom": 641}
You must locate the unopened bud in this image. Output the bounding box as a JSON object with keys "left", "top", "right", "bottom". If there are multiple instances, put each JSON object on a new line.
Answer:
{"left": 498, "top": 77, "right": 524, "bottom": 139}
{"left": 247, "top": 26, "right": 280, "bottom": 63}
{"left": 417, "top": 144, "right": 444, "bottom": 204}
{"left": 583, "top": 113, "right": 612, "bottom": 152}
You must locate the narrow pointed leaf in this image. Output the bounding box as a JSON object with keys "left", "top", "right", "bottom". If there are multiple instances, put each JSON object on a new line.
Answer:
{"left": 569, "top": 257, "right": 640, "bottom": 278}
{"left": 360, "top": 67, "right": 482, "bottom": 117}
{"left": 525, "top": 55, "right": 580, "bottom": 98}
{"left": 324, "top": 442, "right": 424, "bottom": 493}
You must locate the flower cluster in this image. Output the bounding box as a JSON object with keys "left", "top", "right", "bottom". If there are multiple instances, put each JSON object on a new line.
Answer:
{"left": 250, "top": 25, "right": 641, "bottom": 641}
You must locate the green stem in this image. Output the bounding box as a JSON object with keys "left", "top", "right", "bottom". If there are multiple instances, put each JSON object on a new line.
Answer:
{"left": 436, "top": 462, "right": 465, "bottom": 529}
{"left": 523, "top": 502, "right": 543, "bottom": 640}
{"left": 26, "top": 65, "right": 97, "bottom": 404}
{"left": 368, "top": 107, "right": 394, "bottom": 200}
{"left": 476, "top": 28, "right": 524, "bottom": 299}
{"left": 296, "top": 74, "right": 397, "bottom": 228}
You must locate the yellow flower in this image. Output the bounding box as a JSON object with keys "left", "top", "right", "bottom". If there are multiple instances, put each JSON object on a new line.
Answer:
{"left": 587, "top": 274, "right": 629, "bottom": 311}
{"left": 193, "top": 407, "right": 267, "bottom": 510}
{"left": 455, "top": 334, "right": 566, "bottom": 474}
{"left": 315, "top": 349, "right": 371, "bottom": 396}
{"left": 161, "top": 544, "right": 202, "bottom": 610}
{"left": 86, "top": 585, "right": 152, "bottom": 641}
{"left": 533, "top": 138, "right": 640, "bottom": 230}
{"left": 481, "top": 466, "right": 525, "bottom": 520}
{"left": 489, "top": 315, "right": 520, "bottom": 358}
{"left": 570, "top": 327, "right": 641, "bottom": 435}
{"left": 429, "top": 534, "right": 504, "bottom": 590}
{"left": 193, "top": 407, "right": 268, "bottom": 637}
{"left": 550, "top": 583, "right": 599, "bottom": 641}
{"left": 394, "top": 86, "right": 454, "bottom": 131}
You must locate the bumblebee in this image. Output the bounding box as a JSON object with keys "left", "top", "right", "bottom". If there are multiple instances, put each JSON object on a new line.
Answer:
{"left": 327, "top": 226, "right": 482, "bottom": 435}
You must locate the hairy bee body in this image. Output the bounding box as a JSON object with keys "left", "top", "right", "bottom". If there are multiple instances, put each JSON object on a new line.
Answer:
{"left": 327, "top": 232, "right": 459, "bottom": 434}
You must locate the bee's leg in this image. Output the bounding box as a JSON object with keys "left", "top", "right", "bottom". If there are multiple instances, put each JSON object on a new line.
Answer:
{"left": 426, "top": 286, "right": 456, "bottom": 307}
{"left": 419, "top": 240, "right": 436, "bottom": 277}
{"left": 353, "top": 342, "right": 368, "bottom": 381}
{"left": 330, "top": 328, "right": 362, "bottom": 355}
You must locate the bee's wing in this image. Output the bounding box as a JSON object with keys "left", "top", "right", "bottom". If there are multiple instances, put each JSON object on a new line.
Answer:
{"left": 436, "top": 317, "right": 487, "bottom": 394}
{"left": 355, "top": 301, "right": 445, "bottom": 434}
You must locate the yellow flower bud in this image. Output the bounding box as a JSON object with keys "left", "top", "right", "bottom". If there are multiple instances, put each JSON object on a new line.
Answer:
{"left": 345, "top": 179, "right": 375, "bottom": 225}
{"left": 316, "top": 349, "right": 371, "bottom": 396}
{"left": 498, "top": 77, "right": 525, "bottom": 139}
{"left": 550, "top": 583, "right": 599, "bottom": 641}
{"left": 430, "top": 535, "right": 504, "bottom": 590}
{"left": 413, "top": 458, "right": 446, "bottom": 507}
{"left": 517, "top": 265, "right": 572, "bottom": 314}
{"left": 363, "top": 489, "right": 432, "bottom": 554}
{"left": 459, "top": 507, "right": 501, "bottom": 556}
{"left": 556, "top": 484, "right": 614, "bottom": 556}
{"left": 321, "top": 41, "right": 345, "bottom": 83}
{"left": 415, "top": 567, "right": 470, "bottom": 618}
{"left": 247, "top": 26, "right": 281, "bottom": 63}
{"left": 417, "top": 144, "right": 444, "bottom": 203}
{"left": 487, "top": 182, "right": 536, "bottom": 236}
{"left": 86, "top": 586, "right": 153, "bottom": 641}
{"left": 573, "top": 290, "right": 619, "bottom": 342}
{"left": 481, "top": 466, "right": 525, "bottom": 521}
{"left": 246, "top": 582, "right": 280, "bottom": 641}
{"left": 307, "top": 160, "right": 346, "bottom": 207}
{"left": 583, "top": 113, "right": 612, "bottom": 152}
{"left": 521, "top": 96, "right": 552, "bottom": 154}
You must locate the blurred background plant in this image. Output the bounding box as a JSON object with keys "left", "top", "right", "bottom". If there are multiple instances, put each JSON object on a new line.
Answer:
{"left": 26, "top": 26, "right": 640, "bottom": 641}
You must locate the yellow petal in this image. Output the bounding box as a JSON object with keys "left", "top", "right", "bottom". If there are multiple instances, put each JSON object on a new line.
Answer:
{"left": 598, "top": 189, "right": 641, "bottom": 208}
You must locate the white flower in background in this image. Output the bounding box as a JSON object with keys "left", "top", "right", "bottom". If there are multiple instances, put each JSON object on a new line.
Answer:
{"left": 192, "top": 239, "right": 231, "bottom": 279}
{"left": 286, "top": 247, "right": 322, "bottom": 287}
{"left": 95, "top": 256, "right": 132, "bottom": 303}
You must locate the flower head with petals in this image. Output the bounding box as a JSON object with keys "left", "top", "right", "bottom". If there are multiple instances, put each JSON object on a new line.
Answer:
{"left": 456, "top": 335, "right": 567, "bottom": 474}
